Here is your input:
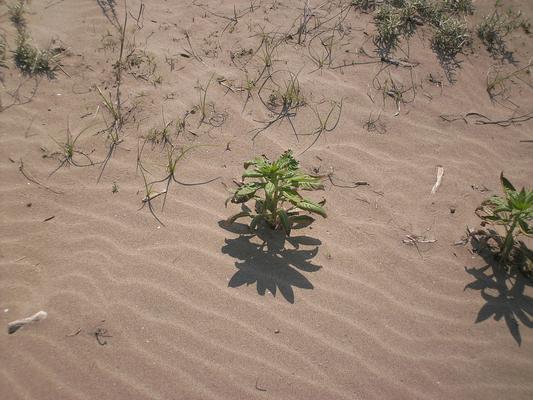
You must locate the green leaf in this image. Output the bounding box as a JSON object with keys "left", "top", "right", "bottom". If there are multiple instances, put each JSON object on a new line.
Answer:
{"left": 274, "top": 149, "right": 298, "bottom": 172}
{"left": 234, "top": 182, "right": 263, "bottom": 199}
{"left": 287, "top": 174, "right": 323, "bottom": 190}
{"left": 277, "top": 209, "right": 291, "bottom": 235}
{"left": 289, "top": 214, "right": 315, "bottom": 228}
{"left": 242, "top": 169, "right": 264, "bottom": 179}
{"left": 518, "top": 219, "right": 533, "bottom": 236}
{"left": 297, "top": 199, "right": 327, "bottom": 218}
{"left": 500, "top": 172, "right": 516, "bottom": 193}
{"left": 281, "top": 188, "right": 303, "bottom": 205}
{"left": 265, "top": 182, "right": 276, "bottom": 200}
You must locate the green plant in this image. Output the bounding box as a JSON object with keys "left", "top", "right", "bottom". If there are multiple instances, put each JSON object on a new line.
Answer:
{"left": 14, "top": 34, "right": 61, "bottom": 77}
{"left": 48, "top": 122, "right": 95, "bottom": 176}
{"left": 432, "top": 17, "right": 470, "bottom": 59}
{"left": 8, "top": 0, "right": 26, "bottom": 30}
{"left": 227, "top": 150, "right": 326, "bottom": 235}
{"left": 477, "top": 6, "right": 530, "bottom": 55}
{"left": 478, "top": 173, "right": 533, "bottom": 264}
{"left": 441, "top": 0, "right": 474, "bottom": 15}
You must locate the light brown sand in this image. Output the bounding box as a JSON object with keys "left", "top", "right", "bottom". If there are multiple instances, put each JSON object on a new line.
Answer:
{"left": 1, "top": 0, "right": 532, "bottom": 399}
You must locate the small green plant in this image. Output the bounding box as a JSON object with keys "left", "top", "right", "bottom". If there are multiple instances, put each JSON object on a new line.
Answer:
{"left": 432, "top": 17, "right": 470, "bottom": 59}
{"left": 112, "top": 182, "right": 119, "bottom": 193}
{"left": 227, "top": 150, "right": 326, "bottom": 235}
{"left": 478, "top": 173, "right": 533, "bottom": 264}
{"left": 477, "top": 6, "right": 530, "bottom": 55}
{"left": 14, "top": 34, "right": 61, "bottom": 77}
{"left": 441, "top": 0, "right": 474, "bottom": 15}
{"left": 8, "top": 0, "right": 26, "bottom": 30}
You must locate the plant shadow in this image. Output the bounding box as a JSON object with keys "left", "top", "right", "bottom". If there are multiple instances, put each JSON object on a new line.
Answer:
{"left": 465, "top": 229, "right": 533, "bottom": 345}
{"left": 220, "top": 222, "right": 322, "bottom": 303}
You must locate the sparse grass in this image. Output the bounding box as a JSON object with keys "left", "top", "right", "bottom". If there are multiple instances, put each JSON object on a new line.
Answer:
{"left": 0, "top": 35, "right": 6, "bottom": 68}
{"left": 253, "top": 71, "right": 305, "bottom": 139}
{"left": 138, "top": 145, "right": 219, "bottom": 224}
{"left": 300, "top": 99, "right": 343, "bottom": 154}
{"left": 363, "top": 112, "right": 387, "bottom": 134}
{"left": 486, "top": 60, "right": 533, "bottom": 105}
{"left": 356, "top": 0, "right": 474, "bottom": 63}
{"left": 441, "top": 0, "right": 474, "bottom": 15}
{"left": 145, "top": 111, "right": 173, "bottom": 148}
{"left": 374, "top": 4, "right": 403, "bottom": 53}
{"left": 432, "top": 17, "right": 470, "bottom": 60}
{"left": 14, "top": 34, "right": 61, "bottom": 78}
{"left": 193, "top": 74, "right": 226, "bottom": 127}
{"left": 121, "top": 49, "right": 161, "bottom": 85}
{"left": 48, "top": 122, "right": 96, "bottom": 176}
{"left": 8, "top": 0, "right": 26, "bottom": 31}
{"left": 351, "top": 0, "right": 377, "bottom": 12}
{"left": 477, "top": 5, "right": 530, "bottom": 56}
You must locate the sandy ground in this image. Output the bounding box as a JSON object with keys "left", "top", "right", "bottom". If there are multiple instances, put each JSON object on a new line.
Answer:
{"left": 1, "top": 0, "right": 533, "bottom": 399}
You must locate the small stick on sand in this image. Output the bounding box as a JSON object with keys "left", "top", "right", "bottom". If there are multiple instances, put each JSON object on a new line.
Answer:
{"left": 8, "top": 311, "right": 48, "bottom": 334}
{"left": 431, "top": 165, "right": 444, "bottom": 194}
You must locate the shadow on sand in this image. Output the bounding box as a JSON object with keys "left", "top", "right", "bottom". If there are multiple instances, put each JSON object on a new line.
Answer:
{"left": 465, "top": 230, "right": 533, "bottom": 345}
{"left": 220, "top": 222, "right": 322, "bottom": 303}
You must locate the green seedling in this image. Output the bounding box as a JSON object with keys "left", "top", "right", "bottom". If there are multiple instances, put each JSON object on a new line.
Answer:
{"left": 227, "top": 150, "right": 326, "bottom": 235}
{"left": 14, "top": 34, "right": 61, "bottom": 78}
{"left": 112, "top": 182, "right": 119, "bottom": 193}
{"left": 477, "top": 173, "right": 533, "bottom": 264}
{"left": 48, "top": 122, "right": 96, "bottom": 176}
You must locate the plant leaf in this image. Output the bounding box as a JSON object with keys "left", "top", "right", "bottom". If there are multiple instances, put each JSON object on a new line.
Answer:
{"left": 265, "top": 181, "right": 275, "bottom": 200}
{"left": 277, "top": 209, "right": 291, "bottom": 235}
{"left": 297, "top": 199, "right": 327, "bottom": 218}
{"left": 289, "top": 214, "right": 315, "bottom": 228}
{"left": 242, "top": 169, "right": 264, "bottom": 179}
{"left": 518, "top": 219, "right": 533, "bottom": 236}
{"left": 234, "top": 182, "right": 263, "bottom": 200}
{"left": 500, "top": 172, "right": 516, "bottom": 193}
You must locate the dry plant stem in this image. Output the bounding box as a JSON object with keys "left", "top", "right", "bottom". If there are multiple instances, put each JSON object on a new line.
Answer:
{"left": 149, "top": 146, "right": 220, "bottom": 211}
{"left": 299, "top": 99, "right": 343, "bottom": 154}
{"left": 18, "top": 160, "right": 63, "bottom": 194}
{"left": 115, "top": 5, "right": 128, "bottom": 130}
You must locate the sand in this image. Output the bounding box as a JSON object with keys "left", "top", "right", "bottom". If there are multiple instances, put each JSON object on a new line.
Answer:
{"left": 1, "top": 0, "right": 532, "bottom": 399}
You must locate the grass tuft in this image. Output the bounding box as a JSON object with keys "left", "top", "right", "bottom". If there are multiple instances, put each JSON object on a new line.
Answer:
{"left": 14, "top": 34, "right": 61, "bottom": 77}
